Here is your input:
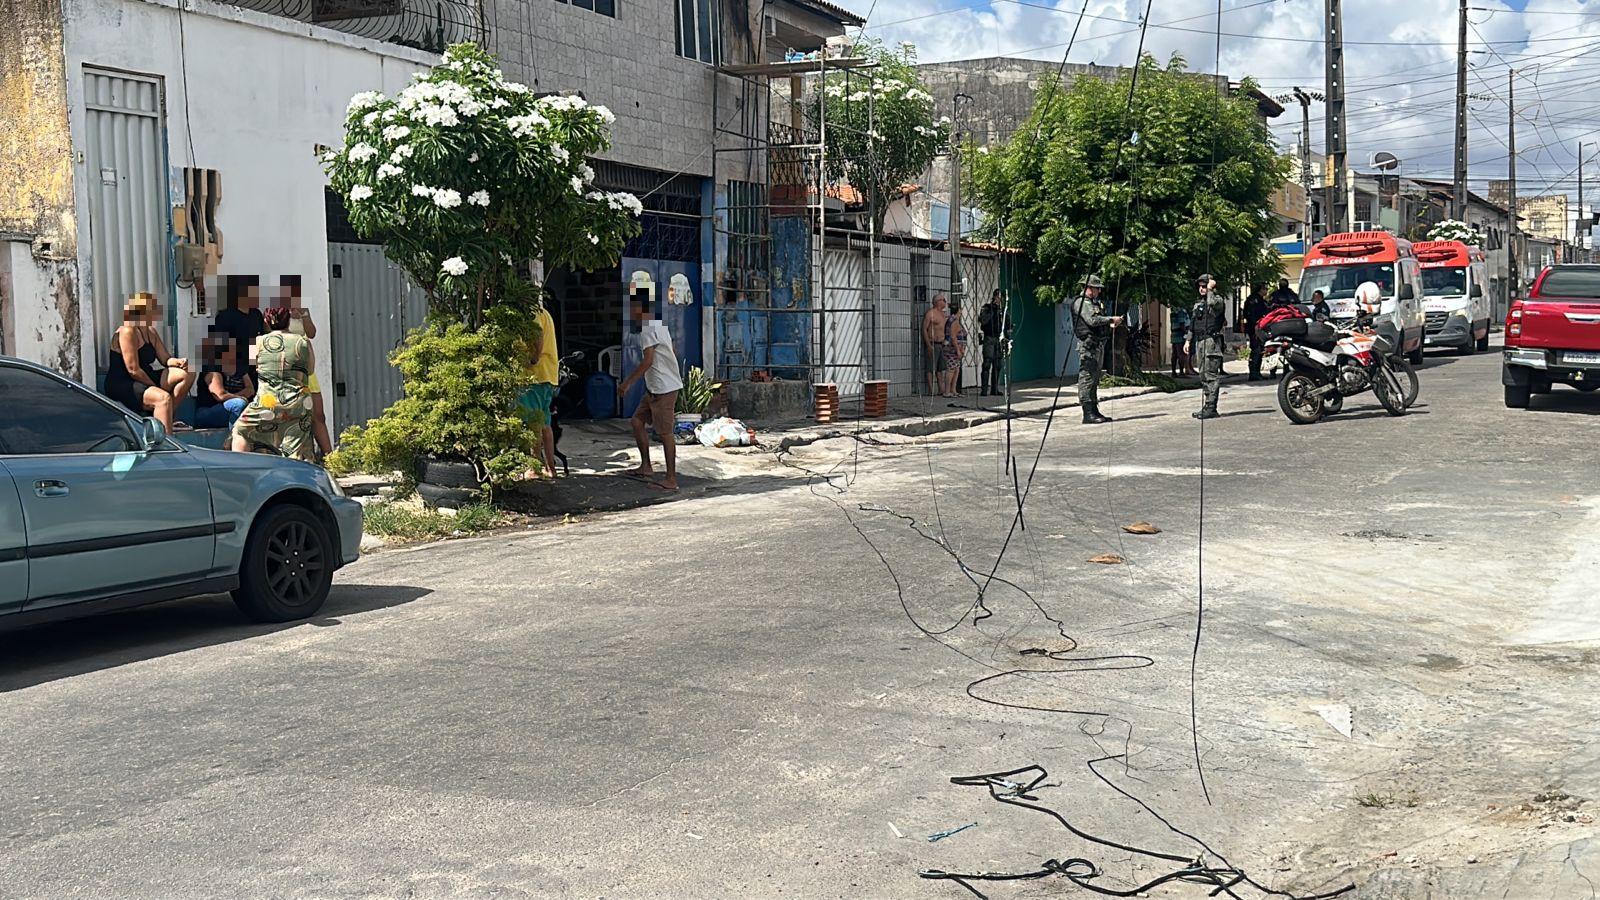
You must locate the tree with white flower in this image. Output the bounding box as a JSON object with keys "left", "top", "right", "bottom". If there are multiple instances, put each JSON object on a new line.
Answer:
{"left": 324, "top": 42, "right": 640, "bottom": 327}
{"left": 809, "top": 39, "right": 949, "bottom": 233}
{"left": 324, "top": 43, "right": 642, "bottom": 490}
{"left": 1426, "top": 219, "right": 1483, "bottom": 246}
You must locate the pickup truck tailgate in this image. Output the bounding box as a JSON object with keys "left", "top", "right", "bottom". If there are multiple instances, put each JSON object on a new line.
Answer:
{"left": 1519, "top": 267, "right": 1600, "bottom": 354}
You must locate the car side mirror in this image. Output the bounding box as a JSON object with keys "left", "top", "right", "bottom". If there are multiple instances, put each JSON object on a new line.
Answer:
{"left": 138, "top": 417, "right": 168, "bottom": 451}
{"left": 1400, "top": 285, "right": 1416, "bottom": 301}
{"left": 1471, "top": 283, "right": 1483, "bottom": 298}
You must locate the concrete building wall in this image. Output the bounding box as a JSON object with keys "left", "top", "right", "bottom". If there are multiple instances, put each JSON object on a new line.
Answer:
{"left": 59, "top": 0, "right": 434, "bottom": 419}
{"left": 1, "top": 0, "right": 84, "bottom": 376}
{"left": 874, "top": 242, "right": 913, "bottom": 398}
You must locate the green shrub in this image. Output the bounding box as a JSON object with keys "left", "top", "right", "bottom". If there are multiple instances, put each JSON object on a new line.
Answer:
{"left": 327, "top": 304, "right": 540, "bottom": 489}
{"left": 363, "top": 501, "right": 503, "bottom": 541}
{"left": 676, "top": 366, "right": 714, "bottom": 415}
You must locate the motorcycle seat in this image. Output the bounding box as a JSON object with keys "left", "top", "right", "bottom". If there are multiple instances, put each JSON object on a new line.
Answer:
{"left": 1302, "top": 321, "right": 1338, "bottom": 350}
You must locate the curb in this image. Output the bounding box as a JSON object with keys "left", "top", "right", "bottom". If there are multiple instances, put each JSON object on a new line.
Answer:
{"left": 772, "top": 386, "right": 1161, "bottom": 451}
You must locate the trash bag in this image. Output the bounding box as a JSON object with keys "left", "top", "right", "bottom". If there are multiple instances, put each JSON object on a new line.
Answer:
{"left": 694, "top": 417, "right": 755, "bottom": 448}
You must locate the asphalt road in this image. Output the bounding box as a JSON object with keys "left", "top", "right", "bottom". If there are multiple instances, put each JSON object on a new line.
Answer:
{"left": 3, "top": 345, "right": 1598, "bottom": 899}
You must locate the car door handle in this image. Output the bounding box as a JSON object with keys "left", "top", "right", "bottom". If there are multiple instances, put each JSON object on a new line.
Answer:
{"left": 34, "top": 480, "right": 69, "bottom": 498}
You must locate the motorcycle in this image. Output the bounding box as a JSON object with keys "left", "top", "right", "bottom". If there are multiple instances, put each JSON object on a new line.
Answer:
{"left": 1263, "top": 312, "right": 1420, "bottom": 425}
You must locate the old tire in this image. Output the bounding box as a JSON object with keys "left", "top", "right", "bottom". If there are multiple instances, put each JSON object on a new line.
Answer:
{"left": 417, "top": 481, "right": 481, "bottom": 509}
{"left": 1278, "top": 373, "right": 1324, "bottom": 425}
{"left": 232, "top": 504, "right": 334, "bottom": 623}
{"left": 416, "top": 456, "right": 480, "bottom": 489}
{"left": 1504, "top": 383, "right": 1531, "bottom": 409}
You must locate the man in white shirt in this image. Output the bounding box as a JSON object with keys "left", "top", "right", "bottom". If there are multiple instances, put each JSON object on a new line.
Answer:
{"left": 619, "top": 297, "right": 684, "bottom": 491}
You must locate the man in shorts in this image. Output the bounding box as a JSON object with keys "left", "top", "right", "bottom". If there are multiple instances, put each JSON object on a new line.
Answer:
{"left": 619, "top": 296, "right": 684, "bottom": 491}
{"left": 518, "top": 302, "right": 561, "bottom": 479}
{"left": 922, "top": 293, "right": 948, "bottom": 396}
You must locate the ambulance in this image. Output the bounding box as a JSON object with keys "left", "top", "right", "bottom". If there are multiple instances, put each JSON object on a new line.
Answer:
{"left": 1298, "top": 231, "right": 1426, "bottom": 364}
{"left": 1412, "top": 240, "right": 1492, "bottom": 353}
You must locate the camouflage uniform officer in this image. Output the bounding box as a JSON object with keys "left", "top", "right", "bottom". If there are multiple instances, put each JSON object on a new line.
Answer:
{"left": 1188, "top": 273, "right": 1229, "bottom": 420}
{"left": 1070, "top": 274, "right": 1123, "bottom": 424}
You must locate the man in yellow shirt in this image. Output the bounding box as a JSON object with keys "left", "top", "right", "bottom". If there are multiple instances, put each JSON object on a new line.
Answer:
{"left": 518, "top": 304, "right": 561, "bottom": 479}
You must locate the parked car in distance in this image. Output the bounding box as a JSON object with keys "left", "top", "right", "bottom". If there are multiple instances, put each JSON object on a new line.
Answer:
{"left": 1503, "top": 265, "right": 1600, "bottom": 408}
{"left": 0, "top": 356, "right": 362, "bottom": 630}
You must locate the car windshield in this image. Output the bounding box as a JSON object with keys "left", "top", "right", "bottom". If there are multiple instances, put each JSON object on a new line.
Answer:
{"left": 1535, "top": 268, "right": 1600, "bottom": 303}
{"left": 1421, "top": 267, "right": 1467, "bottom": 296}
{"left": 1299, "top": 263, "right": 1395, "bottom": 301}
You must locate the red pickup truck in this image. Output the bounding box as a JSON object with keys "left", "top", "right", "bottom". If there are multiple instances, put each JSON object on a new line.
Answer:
{"left": 1503, "top": 264, "right": 1600, "bottom": 407}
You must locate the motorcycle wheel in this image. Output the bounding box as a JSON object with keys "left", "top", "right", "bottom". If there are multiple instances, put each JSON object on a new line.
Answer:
{"left": 1278, "top": 372, "right": 1324, "bottom": 424}
{"left": 1374, "top": 363, "right": 1411, "bottom": 417}
{"left": 1392, "top": 357, "right": 1420, "bottom": 408}
{"left": 1324, "top": 394, "right": 1344, "bottom": 415}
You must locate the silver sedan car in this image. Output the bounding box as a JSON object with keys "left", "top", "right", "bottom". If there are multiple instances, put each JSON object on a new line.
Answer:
{"left": 0, "top": 356, "right": 362, "bottom": 629}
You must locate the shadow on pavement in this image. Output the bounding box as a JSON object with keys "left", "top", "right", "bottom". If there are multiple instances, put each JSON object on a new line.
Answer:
{"left": 500, "top": 470, "right": 798, "bottom": 517}
{"left": 1524, "top": 392, "right": 1600, "bottom": 416}
{"left": 0, "top": 582, "right": 431, "bottom": 693}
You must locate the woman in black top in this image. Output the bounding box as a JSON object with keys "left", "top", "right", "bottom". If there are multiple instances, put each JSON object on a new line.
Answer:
{"left": 193, "top": 334, "right": 255, "bottom": 429}
{"left": 105, "top": 292, "right": 196, "bottom": 430}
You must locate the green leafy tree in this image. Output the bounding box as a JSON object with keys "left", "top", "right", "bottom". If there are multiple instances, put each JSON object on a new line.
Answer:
{"left": 321, "top": 43, "right": 640, "bottom": 486}
{"left": 811, "top": 39, "right": 949, "bottom": 233}
{"left": 968, "top": 54, "right": 1291, "bottom": 307}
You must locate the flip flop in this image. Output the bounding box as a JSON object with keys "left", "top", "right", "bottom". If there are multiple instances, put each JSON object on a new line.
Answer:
{"left": 623, "top": 471, "right": 655, "bottom": 482}
{"left": 646, "top": 481, "right": 679, "bottom": 492}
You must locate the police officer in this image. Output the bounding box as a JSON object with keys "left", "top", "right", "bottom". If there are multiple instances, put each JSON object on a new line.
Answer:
{"left": 1187, "top": 273, "right": 1228, "bottom": 420}
{"left": 1071, "top": 274, "right": 1123, "bottom": 424}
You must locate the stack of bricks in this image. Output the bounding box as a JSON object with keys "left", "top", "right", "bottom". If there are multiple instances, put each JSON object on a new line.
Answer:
{"left": 813, "top": 383, "right": 839, "bottom": 424}
{"left": 863, "top": 380, "right": 889, "bottom": 418}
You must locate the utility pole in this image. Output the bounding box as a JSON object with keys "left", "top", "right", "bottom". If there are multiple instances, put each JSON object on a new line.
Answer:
{"left": 1453, "top": 0, "right": 1469, "bottom": 220}
{"left": 1292, "top": 88, "right": 1316, "bottom": 243}
{"left": 1578, "top": 142, "right": 1588, "bottom": 263}
{"left": 1507, "top": 69, "right": 1517, "bottom": 304}
{"left": 1325, "top": 0, "right": 1347, "bottom": 233}
{"left": 947, "top": 93, "right": 972, "bottom": 311}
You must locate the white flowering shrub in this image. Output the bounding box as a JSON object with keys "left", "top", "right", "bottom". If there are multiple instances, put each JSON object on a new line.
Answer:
{"left": 324, "top": 44, "right": 642, "bottom": 487}
{"left": 810, "top": 39, "right": 949, "bottom": 232}
{"left": 324, "top": 43, "right": 641, "bottom": 324}
{"left": 1426, "top": 219, "right": 1482, "bottom": 246}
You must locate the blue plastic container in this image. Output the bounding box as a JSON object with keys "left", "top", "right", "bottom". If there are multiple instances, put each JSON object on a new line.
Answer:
{"left": 584, "top": 371, "right": 618, "bottom": 419}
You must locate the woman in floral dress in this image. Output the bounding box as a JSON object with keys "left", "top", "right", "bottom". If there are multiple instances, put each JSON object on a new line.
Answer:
{"left": 231, "top": 306, "right": 317, "bottom": 460}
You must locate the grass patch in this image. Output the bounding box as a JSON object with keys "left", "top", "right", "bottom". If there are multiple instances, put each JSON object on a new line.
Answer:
{"left": 363, "top": 501, "right": 504, "bottom": 541}
{"left": 1356, "top": 791, "right": 1420, "bottom": 809}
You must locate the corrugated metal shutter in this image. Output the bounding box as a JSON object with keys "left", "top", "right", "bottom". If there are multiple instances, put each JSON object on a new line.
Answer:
{"left": 327, "top": 243, "right": 429, "bottom": 434}
{"left": 83, "top": 69, "right": 168, "bottom": 369}
{"left": 817, "top": 249, "right": 866, "bottom": 398}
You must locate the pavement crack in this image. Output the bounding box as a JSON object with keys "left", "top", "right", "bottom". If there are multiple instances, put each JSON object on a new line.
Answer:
{"left": 578, "top": 749, "right": 712, "bottom": 809}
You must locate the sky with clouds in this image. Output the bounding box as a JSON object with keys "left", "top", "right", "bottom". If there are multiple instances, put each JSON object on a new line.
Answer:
{"left": 856, "top": 0, "right": 1600, "bottom": 204}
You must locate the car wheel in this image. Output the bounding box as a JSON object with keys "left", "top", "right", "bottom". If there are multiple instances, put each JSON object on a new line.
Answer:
{"left": 1459, "top": 337, "right": 1475, "bottom": 356}
{"left": 1504, "top": 383, "right": 1531, "bottom": 408}
{"left": 232, "top": 504, "right": 334, "bottom": 623}
{"left": 1476, "top": 324, "right": 1490, "bottom": 352}
{"left": 1576, "top": 383, "right": 1599, "bottom": 393}
{"left": 1408, "top": 345, "right": 1425, "bottom": 366}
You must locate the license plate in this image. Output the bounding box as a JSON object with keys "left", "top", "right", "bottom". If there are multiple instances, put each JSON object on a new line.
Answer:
{"left": 1565, "top": 351, "right": 1600, "bottom": 365}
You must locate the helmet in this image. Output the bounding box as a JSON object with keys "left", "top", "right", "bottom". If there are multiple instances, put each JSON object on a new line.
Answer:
{"left": 1354, "top": 281, "right": 1382, "bottom": 313}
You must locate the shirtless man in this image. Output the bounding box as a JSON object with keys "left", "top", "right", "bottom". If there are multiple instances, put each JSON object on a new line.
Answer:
{"left": 921, "top": 293, "right": 949, "bottom": 395}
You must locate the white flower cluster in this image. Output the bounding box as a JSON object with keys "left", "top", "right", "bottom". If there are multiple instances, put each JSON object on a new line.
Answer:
{"left": 578, "top": 163, "right": 595, "bottom": 183}
{"left": 433, "top": 188, "right": 463, "bottom": 209}
{"left": 599, "top": 191, "right": 643, "bottom": 216}
{"left": 347, "top": 91, "right": 385, "bottom": 115}
{"left": 570, "top": 176, "right": 585, "bottom": 194}
{"left": 377, "top": 163, "right": 404, "bottom": 179}
{"left": 904, "top": 88, "right": 934, "bottom": 103}
{"left": 390, "top": 144, "right": 414, "bottom": 163}
{"left": 552, "top": 146, "right": 570, "bottom": 163}
{"left": 382, "top": 124, "right": 411, "bottom": 141}
{"left": 347, "top": 143, "right": 379, "bottom": 162}
{"left": 468, "top": 190, "right": 490, "bottom": 207}
{"left": 349, "top": 185, "right": 373, "bottom": 201}
{"left": 441, "top": 256, "right": 469, "bottom": 276}
{"left": 913, "top": 125, "right": 938, "bottom": 137}
{"left": 537, "top": 94, "right": 589, "bottom": 112}
{"left": 507, "top": 112, "right": 551, "bottom": 139}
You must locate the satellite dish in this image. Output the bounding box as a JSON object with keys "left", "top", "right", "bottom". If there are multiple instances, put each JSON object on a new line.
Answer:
{"left": 1371, "top": 151, "right": 1401, "bottom": 171}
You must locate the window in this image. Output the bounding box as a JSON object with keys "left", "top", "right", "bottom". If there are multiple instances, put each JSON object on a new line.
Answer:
{"left": 557, "top": 0, "right": 615, "bottom": 17}
{"left": 1299, "top": 263, "right": 1395, "bottom": 301}
{"left": 1421, "top": 266, "right": 1467, "bottom": 297}
{"left": 0, "top": 366, "right": 140, "bottom": 455}
{"left": 675, "top": 0, "right": 718, "bottom": 63}
{"left": 1537, "top": 267, "right": 1600, "bottom": 301}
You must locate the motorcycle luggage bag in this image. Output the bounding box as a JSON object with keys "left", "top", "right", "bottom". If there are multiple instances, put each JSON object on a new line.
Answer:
{"left": 1264, "top": 318, "right": 1309, "bottom": 339}
{"left": 1303, "top": 321, "right": 1338, "bottom": 350}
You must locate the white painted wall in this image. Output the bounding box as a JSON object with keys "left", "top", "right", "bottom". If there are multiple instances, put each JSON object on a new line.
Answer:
{"left": 61, "top": 0, "right": 437, "bottom": 425}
